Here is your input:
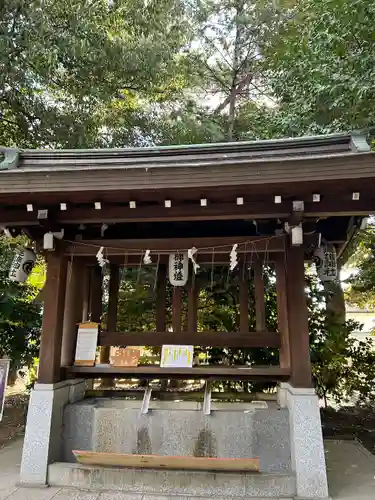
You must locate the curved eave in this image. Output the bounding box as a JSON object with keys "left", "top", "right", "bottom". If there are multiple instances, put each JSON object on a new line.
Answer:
{"left": 0, "top": 151, "right": 374, "bottom": 195}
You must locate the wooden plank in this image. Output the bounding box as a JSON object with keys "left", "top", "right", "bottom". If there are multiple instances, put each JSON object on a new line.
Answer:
{"left": 275, "top": 254, "right": 290, "bottom": 370}
{"left": 156, "top": 264, "right": 167, "bottom": 331}
{"left": 65, "top": 235, "right": 320, "bottom": 256}
{"left": 73, "top": 450, "right": 260, "bottom": 472}
{"left": 172, "top": 287, "right": 182, "bottom": 334}
{"left": 38, "top": 251, "right": 68, "bottom": 384}
{"left": 98, "top": 330, "right": 281, "bottom": 348}
{"left": 285, "top": 243, "right": 312, "bottom": 387}
{"left": 66, "top": 365, "right": 290, "bottom": 381}
{"left": 254, "top": 259, "right": 266, "bottom": 332}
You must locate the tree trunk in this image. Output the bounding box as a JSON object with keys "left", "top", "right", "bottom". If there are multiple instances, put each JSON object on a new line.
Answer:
{"left": 324, "top": 259, "right": 346, "bottom": 325}
{"left": 226, "top": 0, "right": 244, "bottom": 141}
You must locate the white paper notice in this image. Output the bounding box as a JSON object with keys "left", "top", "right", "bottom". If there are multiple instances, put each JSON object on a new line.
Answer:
{"left": 74, "top": 323, "right": 99, "bottom": 365}
{"left": 160, "top": 345, "right": 194, "bottom": 368}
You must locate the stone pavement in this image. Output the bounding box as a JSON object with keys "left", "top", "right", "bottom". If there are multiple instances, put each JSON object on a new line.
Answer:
{"left": 0, "top": 439, "right": 374, "bottom": 500}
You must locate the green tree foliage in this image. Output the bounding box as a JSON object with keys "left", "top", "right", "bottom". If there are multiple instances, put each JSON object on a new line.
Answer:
{"left": 0, "top": 237, "right": 42, "bottom": 375}
{"left": 0, "top": 0, "right": 197, "bottom": 148}
{"left": 263, "top": 0, "right": 375, "bottom": 135}
{"left": 346, "top": 225, "right": 375, "bottom": 309}
{"left": 307, "top": 272, "right": 375, "bottom": 406}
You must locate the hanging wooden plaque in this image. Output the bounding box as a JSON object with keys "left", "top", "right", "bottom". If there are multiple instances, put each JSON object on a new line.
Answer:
{"left": 74, "top": 322, "right": 99, "bottom": 366}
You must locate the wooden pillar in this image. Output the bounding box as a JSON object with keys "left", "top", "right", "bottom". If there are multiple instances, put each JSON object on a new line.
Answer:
{"left": 239, "top": 265, "right": 249, "bottom": 333}
{"left": 254, "top": 259, "right": 266, "bottom": 332}
{"left": 82, "top": 264, "right": 91, "bottom": 322}
{"left": 188, "top": 279, "right": 199, "bottom": 333}
{"left": 172, "top": 287, "right": 182, "bottom": 334}
{"left": 89, "top": 266, "right": 102, "bottom": 323}
{"left": 100, "top": 264, "right": 119, "bottom": 365}
{"left": 38, "top": 251, "right": 68, "bottom": 384}
{"left": 285, "top": 244, "right": 312, "bottom": 388}
{"left": 61, "top": 259, "right": 84, "bottom": 367}
{"left": 156, "top": 264, "right": 167, "bottom": 331}
{"left": 275, "top": 253, "right": 290, "bottom": 370}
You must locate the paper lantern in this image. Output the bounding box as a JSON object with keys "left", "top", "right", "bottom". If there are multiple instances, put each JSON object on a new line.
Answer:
{"left": 168, "top": 253, "right": 188, "bottom": 286}
{"left": 313, "top": 246, "right": 337, "bottom": 282}
{"left": 9, "top": 248, "right": 36, "bottom": 283}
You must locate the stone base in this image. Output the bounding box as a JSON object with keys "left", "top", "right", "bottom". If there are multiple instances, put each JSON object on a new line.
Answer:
{"left": 278, "top": 383, "right": 329, "bottom": 499}
{"left": 48, "top": 461, "right": 297, "bottom": 498}
{"left": 19, "top": 379, "right": 88, "bottom": 486}
{"left": 62, "top": 399, "right": 291, "bottom": 473}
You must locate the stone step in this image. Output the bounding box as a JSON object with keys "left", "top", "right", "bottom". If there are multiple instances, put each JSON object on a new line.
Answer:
{"left": 48, "top": 462, "right": 296, "bottom": 498}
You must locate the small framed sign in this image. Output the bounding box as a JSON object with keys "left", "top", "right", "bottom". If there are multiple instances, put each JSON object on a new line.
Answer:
{"left": 110, "top": 347, "right": 141, "bottom": 367}
{"left": 161, "top": 345, "right": 194, "bottom": 368}
{"left": 0, "top": 359, "right": 10, "bottom": 422}
{"left": 74, "top": 322, "right": 99, "bottom": 366}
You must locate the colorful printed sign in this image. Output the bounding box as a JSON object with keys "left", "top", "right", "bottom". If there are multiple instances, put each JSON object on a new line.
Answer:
{"left": 110, "top": 347, "right": 141, "bottom": 367}
{"left": 160, "top": 345, "right": 194, "bottom": 368}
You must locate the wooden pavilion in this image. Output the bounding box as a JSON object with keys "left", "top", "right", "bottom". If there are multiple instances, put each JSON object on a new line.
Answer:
{"left": 1, "top": 132, "right": 373, "bottom": 499}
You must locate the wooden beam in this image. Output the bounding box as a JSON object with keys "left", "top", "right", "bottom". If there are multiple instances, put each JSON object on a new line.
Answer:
{"left": 156, "top": 264, "right": 167, "bottom": 331}
{"left": 254, "top": 259, "right": 266, "bottom": 332}
{"left": 73, "top": 450, "right": 260, "bottom": 472}
{"left": 66, "top": 365, "right": 290, "bottom": 381}
{"left": 275, "top": 253, "right": 290, "bottom": 370}
{"left": 61, "top": 259, "right": 84, "bottom": 367}
{"left": 285, "top": 243, "right": 313, "bottom": 388}
{"left": 65, "top": 235, "right": 320, "bottom": 256}
{"left": 85, "top": 389, "right": 277, "bottom": 402}
{"left": 98, "top": 330, "right": 281, "bottom": 348}
{"left": 239, "top": 262, "right": 249, "bottom": 333}
{"left": 70, "top": 254, "right": 281, "bottom": 266}
{"left": 38, "top": 250, "right": 68, "bottom": 384}
{"left": 172, "top": 287, "right": 182, "bottom": 334}
{"left": 4, "top": 198, "right": 375, "bottom": 226}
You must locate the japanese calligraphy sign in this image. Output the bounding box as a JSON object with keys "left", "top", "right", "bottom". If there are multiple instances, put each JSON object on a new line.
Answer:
{"left": 160, "top": 345, "right": 194, "bottom": 368}
{"left": 74, "top": 322, "right": 99, "bottom": 366}
{"left": 168, "top": 253, "right": 188, "bottom": 286}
